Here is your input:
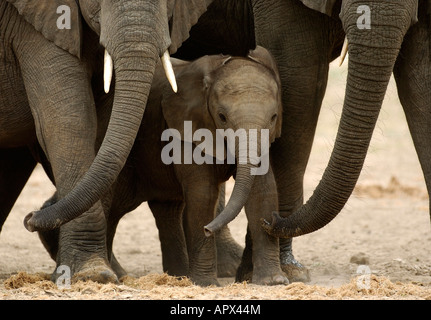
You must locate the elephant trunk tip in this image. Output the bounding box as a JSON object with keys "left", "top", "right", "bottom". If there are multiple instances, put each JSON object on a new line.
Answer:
{"left": 261, "top": 211, "right": 303, "bottom": 238}
{"left": 23, "top": 210, "right": 62, "bottom": 233}
{"left": 23, "top": 212, "right": 36, "bottom": 232}
{"left": 203, "top": 222, "right": 219, "bottom": 238}
{"left": 204, "top": 203, "right": 244, "bottom": 237}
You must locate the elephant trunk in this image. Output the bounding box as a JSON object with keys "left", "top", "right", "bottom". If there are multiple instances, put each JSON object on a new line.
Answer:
{"left": 263, "top": 1, "right": 416, "bottom": 238}
{"left": 204, "top": 127, "right": 263, "bottom": 236}
{"left": 24, "top": 2, "right": 167, "bottom": 232}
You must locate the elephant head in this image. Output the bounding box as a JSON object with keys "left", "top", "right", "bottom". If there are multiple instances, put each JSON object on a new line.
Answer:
{"left": 262, "top": 0, "right": 419, "bottom": 238}
{"left": 15, "top": 0, "right": 214, "bottom": 231}
{"left": 161, "top": 46, "right": 283, "bottom": 236}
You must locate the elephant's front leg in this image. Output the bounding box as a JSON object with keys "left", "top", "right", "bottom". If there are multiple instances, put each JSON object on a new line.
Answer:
{"left": 242, "top": 166, "right": 288, "bottom": 285}
{"left": 16, "top": 37, "right": 116, "bottom": 283}
{"left": 177, "top": 165, "right": 220, "bottom": 286}
{"left": 214, "top": 183, "right": 244, "bottom": 278}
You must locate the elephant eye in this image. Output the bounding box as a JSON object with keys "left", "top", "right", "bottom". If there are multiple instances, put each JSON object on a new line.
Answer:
{"left": 219, "top": 113, "right": 227, "bottom": 124}
{"left": 271, "top": 114, "right": 278, "bottom": 123}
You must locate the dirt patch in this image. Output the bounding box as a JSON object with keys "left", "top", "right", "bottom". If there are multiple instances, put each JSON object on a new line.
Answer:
{"left": 2, "top": 272, "right": 431, "bottom": 300}
{"left": 354, "top": 176, "right": 428, "bottom": 200}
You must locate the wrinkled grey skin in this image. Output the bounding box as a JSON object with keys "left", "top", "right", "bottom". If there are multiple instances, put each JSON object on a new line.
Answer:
{"left": 0, "top": 0, "right": 115, "bottom": 283}
{"left": 0, "top": 0, "right": 307, "bottom": 284}
{"left": 18, "top": 0, "right": 213, "bottom": 232}
{"left": 0, "top": 0, "right": 214, "bottom": 283}
{"left": 39, "top": 47, "right": 288, "bottom": 286}
{"left": 255, "top": 0, "right": 429, "bottom": 240}
{"left": 175, "top": 0, "right": 311, "bottom": 283}
{"left": 185, "top": 0, "right": 429, "bottom": 281}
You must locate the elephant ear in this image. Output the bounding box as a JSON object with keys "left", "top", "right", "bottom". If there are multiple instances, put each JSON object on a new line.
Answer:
{"left": 167, "top": 0, "right": 213, "bottom": 54}
{"left": 162, "top": 55, "right": 229, "bottom": 160}
{"left": 248, "top": 46, "right": 283, "bottom": 140}
{"left": 6, "top": 0, "right": 82, "bottom": 58}
{"left": 299, "top": 0, "right": 339, "bottom": 16}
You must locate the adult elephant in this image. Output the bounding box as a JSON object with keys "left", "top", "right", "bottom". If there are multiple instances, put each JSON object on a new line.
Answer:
{"left": 15, "top": 0, "right": 214, "bottom": 233}
{"left": 248, "top": 0, "right": 425, "bottom": 238}
{"left": 196, "top": 0, "right": 425, "bottom": 278}
{"left": 1, "top": 0, "right": 215, "bottom": 282}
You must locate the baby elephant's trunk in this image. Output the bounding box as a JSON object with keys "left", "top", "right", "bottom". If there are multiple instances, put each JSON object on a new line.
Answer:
{"left": 205, "top": 128, "right": 267, "bottom": 236}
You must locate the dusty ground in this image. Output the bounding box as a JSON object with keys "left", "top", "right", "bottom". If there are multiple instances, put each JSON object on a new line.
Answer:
{"left": 1, "top": 59, "right": 431, "bottom": 300}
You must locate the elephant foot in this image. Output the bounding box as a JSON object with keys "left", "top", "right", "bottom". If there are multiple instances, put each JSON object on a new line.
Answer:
{"left": 216, "top": 228, "right": 243, "bottom": 277}
{"left": 52, "top": 257, "right": 118, "bottom": 285}
{"left": 280, "top": 238, "right": 311, "bottom": 283}
{"left": 281, "top": 259, "right": 311, "bottom": 283}
{"left": 235, "top": 260, "right": 289, "bottom": 286}
{"left": 72, "top": 258, "right": 119, "bottom": 284}
{"left": 190, "top": 275, "right": 220, "bottom": 287}
{"left": 253, "top": 271, "right": 289, "bottom": 286}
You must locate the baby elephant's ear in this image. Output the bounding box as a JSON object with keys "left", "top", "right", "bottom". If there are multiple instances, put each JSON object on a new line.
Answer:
{"left": 248, "top": 46, "right": 283, "bottom": 139}
{"left": 162, "top": 56, "right": 227, "bottom": 159}
{"left": 162, "top": 56, "right": 216, "bottom": 137}
{"left": 248, "top": 46, "right": 280, "bottom": 78}
{"left": 7, "top": 0, "right": 82, "bottom": 58}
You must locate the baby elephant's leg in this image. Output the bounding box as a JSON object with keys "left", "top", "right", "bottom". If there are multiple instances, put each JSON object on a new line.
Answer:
{"left": 243, "top": 166, "right": 289, "bottom": 285}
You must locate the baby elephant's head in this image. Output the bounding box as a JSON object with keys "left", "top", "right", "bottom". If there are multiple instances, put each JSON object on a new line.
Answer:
{"left": 206, "top": 48, "right": 282, "bottom": 143}
{"left": 209, "top": 47, "right": 282, "bottom": 142}
{"left": 162, "top": 45, "right": 282, "bottom": 156}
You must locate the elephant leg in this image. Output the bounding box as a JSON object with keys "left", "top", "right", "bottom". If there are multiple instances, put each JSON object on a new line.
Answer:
{"left": 253, "top": 0, "right": 344, "bottom": 282}
{"left": 0, "top": 147, "right": 36, "bottom": 232}
{"left": 16, "top": 37, "right": 116, "bottom": 283}
{"left": 148, "top": 200, "right": 189, "bottom": 278}
{"left": 103, "top": 215, "right": 128, "bottom": 280}
{"left": 214, "top": 183, "right": 244, "bottom": 278}
{"left": 37, "top": 193, "right": 60, "bottom": 261}
{"left": 179, "top": 166, "right": 220, "bottom": 286}
{"left": 235, "top": 227, "right": 253, "bottom": 283}
{"left": 242, "top": 166, "right": 288, "bottom": 285}
{"left": 394, "top": 5, "right": 431, "bottom": 206}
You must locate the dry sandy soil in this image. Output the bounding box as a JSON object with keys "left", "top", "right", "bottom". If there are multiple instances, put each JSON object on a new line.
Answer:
{"left": 1, "top": 59, "right": 431, "bottom": 301}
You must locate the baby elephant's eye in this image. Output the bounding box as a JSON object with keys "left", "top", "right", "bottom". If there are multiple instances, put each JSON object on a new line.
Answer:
{"left": 271, "top": 114, "right": 278, "bottom": 123}
{"left": 219, "top": 113, "right": 227, "bottom": 123}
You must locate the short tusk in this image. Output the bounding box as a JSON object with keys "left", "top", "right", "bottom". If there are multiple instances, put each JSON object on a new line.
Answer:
{"left": 339, "top": 38, "right": 348, "bottom": 67}
{"left": 104, "top": 50, "right": 114, "bottom": 94}
{"left": 161, "top": 50, "right": 178, "bottom": 93}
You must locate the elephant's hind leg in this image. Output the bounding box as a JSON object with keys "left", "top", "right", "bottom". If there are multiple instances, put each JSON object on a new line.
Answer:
{"left": 149, "top": 200, "right": 189, "bottom": 278}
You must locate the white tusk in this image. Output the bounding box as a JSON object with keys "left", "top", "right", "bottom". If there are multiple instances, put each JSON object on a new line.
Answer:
{"left": 104, "top": 50, "right": 113, "bottom": 93}
{"left": 161, "top": 50, "right": 178, "bottom": 93}
{"left": 339, "top": 38, "right": 348, "bottom": 67}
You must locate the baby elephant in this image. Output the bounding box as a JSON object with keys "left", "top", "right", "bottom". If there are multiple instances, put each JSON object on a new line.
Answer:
{"left": 142, "top": 45, "right": 287, "bottom": 285}
{"left": 40, "top": 46, "right": 287, "bottom": 286}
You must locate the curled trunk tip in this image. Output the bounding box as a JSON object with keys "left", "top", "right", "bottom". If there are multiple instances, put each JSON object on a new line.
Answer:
{"left": 204, "top": 218, "right": 230, "bottom": 237}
